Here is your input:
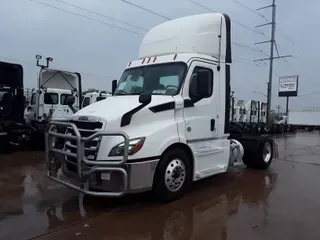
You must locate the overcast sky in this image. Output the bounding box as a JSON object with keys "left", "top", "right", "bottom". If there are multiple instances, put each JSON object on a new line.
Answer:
{"left": 1, "top": 0, "right": 319, "bottom": 110}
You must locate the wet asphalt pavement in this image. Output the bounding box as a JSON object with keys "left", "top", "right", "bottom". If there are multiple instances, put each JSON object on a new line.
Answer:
{"left": 1, "top": 132, "right": 320, "bottom": 240}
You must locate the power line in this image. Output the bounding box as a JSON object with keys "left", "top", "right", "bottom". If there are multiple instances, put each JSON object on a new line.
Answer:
{"left": 32, "top": 0, "right": 270, "bottom": 60}
{"left": 232, "top": 41, "right": 266, "bottom": 54}
{"left": 120, "top": 0, "right": 267, "bottom": 37}
{"left": 30, "top": 0, "right": 143, "bottom": 35}
{"left": 187, "top": 0, "right": 266, "bottom": 37}
{"left": 231, "top": 0, "right": 269, "bottom": 21}
{"left": 120, "top": 0, "right": 170, "bottom": 20}
{"left": 53, "top": 0, "right": 148, "bottom": 31}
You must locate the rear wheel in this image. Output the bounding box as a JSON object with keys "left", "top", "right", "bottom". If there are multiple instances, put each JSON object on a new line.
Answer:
{"left": 243, "top": 137, "right": 273, "bottom": 170}
{"left": 153, "top": 148, "right": 192, "bottom": 203}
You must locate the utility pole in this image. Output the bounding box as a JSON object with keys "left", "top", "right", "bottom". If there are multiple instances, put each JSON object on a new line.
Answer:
{"left": 254, "top": 0, "right": 292, "bottom": 123}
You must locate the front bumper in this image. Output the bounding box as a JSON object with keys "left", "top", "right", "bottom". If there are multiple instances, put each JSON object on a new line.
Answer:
{"left": 48, "top": 158, "right": 159, "bottom": 196}
{"left": 45, "top": 121, "right": 159, "bottom": 197}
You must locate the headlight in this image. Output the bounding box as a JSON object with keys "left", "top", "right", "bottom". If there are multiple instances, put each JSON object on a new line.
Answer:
{"left": 108, "top": 137, "right": 146, "bottom": 157}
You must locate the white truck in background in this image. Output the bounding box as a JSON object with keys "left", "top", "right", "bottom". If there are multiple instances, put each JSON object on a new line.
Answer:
{"left": 45, "top": 13, "right": 279, "bottom": 202}
{"left": 245, "top": 100, "right": 259, "bottom": 124}
{"left": 81, "top": 92, "right": 112, "bottom": 108}
{"left": 24, "top": 67, "right": 82, "bottom": 132}
{"left": 259, "top": 102, "right": 267, "bottom": 123}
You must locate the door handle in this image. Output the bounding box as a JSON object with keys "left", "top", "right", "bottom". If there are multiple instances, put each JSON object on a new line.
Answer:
{"left": 211, "top": 119, "right": 215, "bottom": 131}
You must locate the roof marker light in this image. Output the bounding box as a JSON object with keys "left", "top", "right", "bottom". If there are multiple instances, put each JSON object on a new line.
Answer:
{"left": 128, "top": 61, "right": 132, "bottom": 67}
{"left": 153, "top": 57, "right": 157, "bottom": 62}
{"left": 173, "top": 54, "right": 177, "bottom": 60}
{"left": 142, "top": 58, "right": 145, "bottom": 64}
{"left": 147, "top": 57, "right": 151, "bottom": 63}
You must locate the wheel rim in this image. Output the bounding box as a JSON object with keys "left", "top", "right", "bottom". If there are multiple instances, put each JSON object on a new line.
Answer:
{"left": 165, "top": 159, "right": 186, "bottom": 192}
{"left": 263, "top": 142, "right": 272, "bottom": 163}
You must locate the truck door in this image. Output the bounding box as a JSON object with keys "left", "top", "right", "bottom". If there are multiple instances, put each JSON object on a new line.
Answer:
{"left": 182, "top": 61, "right": 228, "bottom": 176}
{"left": 60, "top": 93, "right": 74, "bottom": 119}
{"left": 42, "top": 91, "right": 58, "bottom": 121}
{"left": 24, "top": 91, "right": 38, "bottom": 122}
{"left": 183, "top": 62, "right": 218, "bottom": 140}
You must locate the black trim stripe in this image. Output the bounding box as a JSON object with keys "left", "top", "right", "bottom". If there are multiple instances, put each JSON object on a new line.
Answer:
{"left": 149, "top": 99, "right": 198, "bottom": 113}
{"left": 222, "top": 13, "right": 232, "bottom": 134}
{"left": 222, "top": 13, "right": 232, "bottom": 64}
{"left": 127, "top": 156, "right": 161, "bottom": 163}
{"left": 121, "top": 103, "right": 149, "bottom": 127}
{"left": 149, "top": 101, "right": 175, "bottom": 113}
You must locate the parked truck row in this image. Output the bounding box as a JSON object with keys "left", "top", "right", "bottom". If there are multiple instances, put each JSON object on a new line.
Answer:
{"left": 228, "top": 98, "right": 320, "bottom": 134}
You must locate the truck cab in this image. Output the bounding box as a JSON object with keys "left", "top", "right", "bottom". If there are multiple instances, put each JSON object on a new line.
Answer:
{"left": 0, "top": 61, "right": 37, "bottom": 151}
{"left": 45, "top": 13, "right": 278, "bottom": 202}
{"left": 245, "top": 100, "right": 259, "bottom": 124}
{"left": 24, "top": 68, "right": 82, "bottom": 126}
{"left": 259, "top": 102, "right": 267, "bottom": 123}
{"left": 235, "top": 100, "right": 247, "bottom": 123}
{"left": 25, "top": 88, "right": 77, "bottom": 122}
{"left": 81, "top": 92, "right": 111, "bottom": 108}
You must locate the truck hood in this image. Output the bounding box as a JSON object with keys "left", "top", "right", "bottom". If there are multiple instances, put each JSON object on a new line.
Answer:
{"left": 73, "top": 95, "right": 174, "bottom": 122}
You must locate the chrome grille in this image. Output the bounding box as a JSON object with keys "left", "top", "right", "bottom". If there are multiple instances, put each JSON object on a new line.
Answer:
{"left": 64, "top": 120, "right": 103, "bottom": 172}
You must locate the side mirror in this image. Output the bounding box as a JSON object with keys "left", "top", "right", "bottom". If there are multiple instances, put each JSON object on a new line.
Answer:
{"left": 112, "top": 79, "right": 117, "bottom": 95}
{"left": 139, "top": 93, "right": 152, "bottom": 105}
{"left": 66, "top": 95, "right": 75, "bottom": 106}
{"left": 189, "top": 70, "right": 212, "bottom": 99}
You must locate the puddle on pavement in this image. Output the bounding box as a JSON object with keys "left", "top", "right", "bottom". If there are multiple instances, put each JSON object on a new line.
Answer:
{"left": 35, "top": 168, "right": 282, "bottom": 240}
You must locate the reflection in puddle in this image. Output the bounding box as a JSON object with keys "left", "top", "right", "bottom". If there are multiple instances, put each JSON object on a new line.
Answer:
{"left": 41, "top": 169, "right": 278, "bottom": 240}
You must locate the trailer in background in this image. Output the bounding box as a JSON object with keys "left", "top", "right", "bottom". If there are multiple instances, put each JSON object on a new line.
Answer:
{"left": 288, "top": 110, "right": 320, "bottom": 131}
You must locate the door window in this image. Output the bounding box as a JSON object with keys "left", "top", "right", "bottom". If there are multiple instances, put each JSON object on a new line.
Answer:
{"left": 189, "top": 67, "right": 213, "bottom": 99}
{"left": 30, "top": 93, "right": 37, "bottom": 105}
{"left": 82, "top": 97, "right": 90, "bottom": 107}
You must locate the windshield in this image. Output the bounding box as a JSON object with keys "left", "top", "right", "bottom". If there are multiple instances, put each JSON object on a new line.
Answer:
{"left": 114, "top": 62, "right": 187, "bottom": 96}
{"left": 44, "top": 92, "right": 58, "bottom": 105}
{"left": 60, "top": 93, "right": 73, "bottom": 105}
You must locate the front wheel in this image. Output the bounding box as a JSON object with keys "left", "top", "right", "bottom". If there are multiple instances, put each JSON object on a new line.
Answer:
{"left": 152, "top": 148, "right": 192, "bottom": 203}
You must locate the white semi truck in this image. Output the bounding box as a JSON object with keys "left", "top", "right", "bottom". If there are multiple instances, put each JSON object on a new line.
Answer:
{"left": 24, "top": 67, "right": 82, "bottom": 132}
{"left": 81, "top": 92, "right": 111, "bottom": 108}
{"left": 45, "top": 13, "right": 279, "bottom": 202}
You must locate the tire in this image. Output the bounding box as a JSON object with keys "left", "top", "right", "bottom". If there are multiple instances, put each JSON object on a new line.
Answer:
{"left": 153, "top": 148, "right": 192, "bottom": 203}
{"left": 242, "top": 137, "right": 273, "bottom": 170}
